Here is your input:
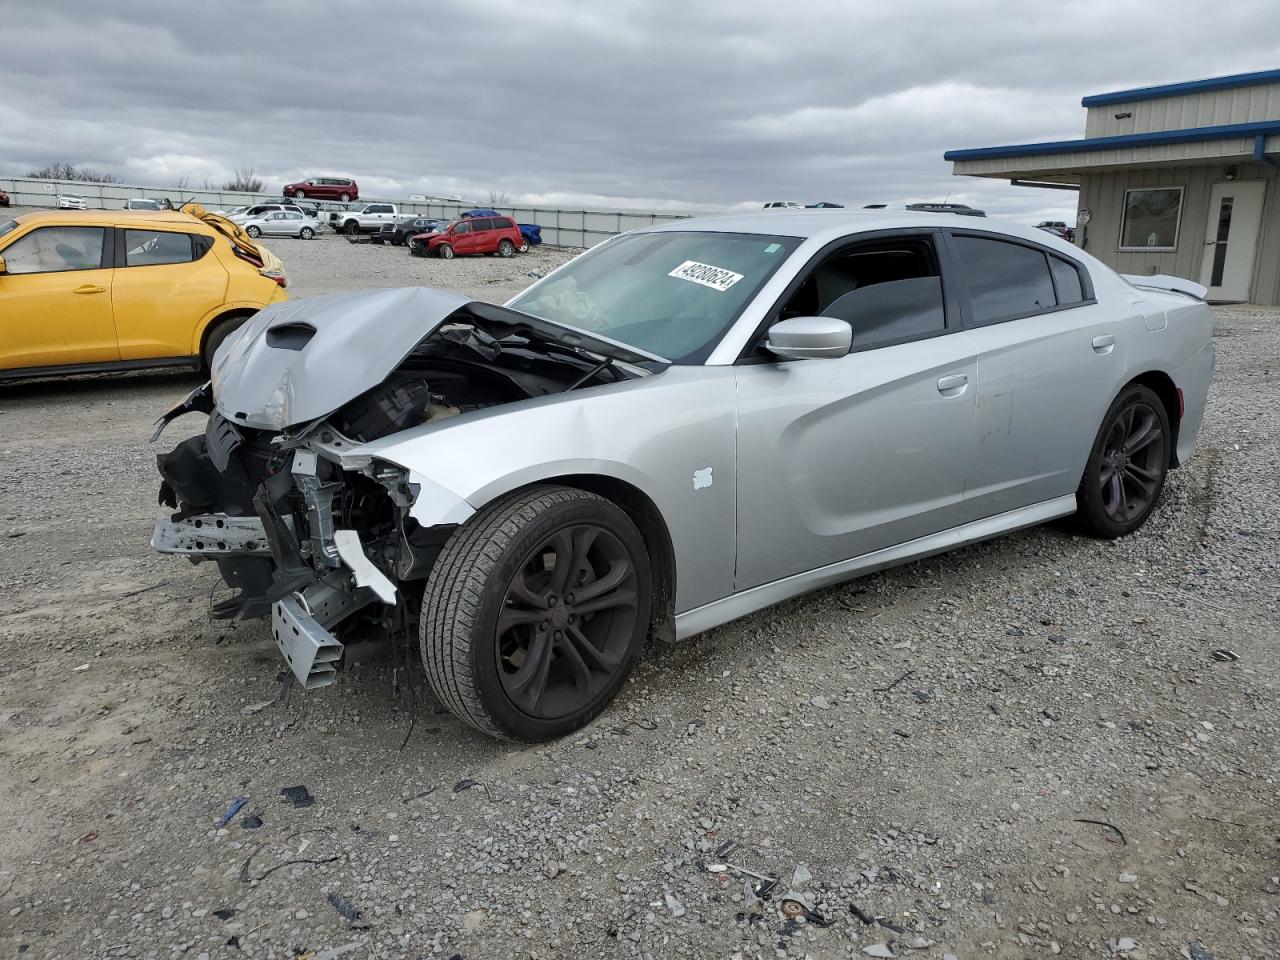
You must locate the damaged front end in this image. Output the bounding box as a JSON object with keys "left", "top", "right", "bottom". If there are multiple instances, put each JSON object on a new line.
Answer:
{"left": 151, "top": 287, "right": 662, "bottom": 690}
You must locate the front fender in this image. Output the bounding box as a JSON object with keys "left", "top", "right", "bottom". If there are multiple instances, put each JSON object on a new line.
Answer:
{"left": 355, "top": 366, "right": 740, "bottom": 613}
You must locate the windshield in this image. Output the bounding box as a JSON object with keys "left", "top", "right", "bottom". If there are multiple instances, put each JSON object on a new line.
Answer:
{"left": 509, "top": 231, "right": 801, "bottom": 363}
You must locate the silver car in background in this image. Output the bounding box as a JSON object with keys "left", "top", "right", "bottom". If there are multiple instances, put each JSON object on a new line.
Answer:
{"left": 240, "top": 209, "right": 322, "bottom": 240}
{"left": 150, "top": 210, "right": 1214, "bottom": 741}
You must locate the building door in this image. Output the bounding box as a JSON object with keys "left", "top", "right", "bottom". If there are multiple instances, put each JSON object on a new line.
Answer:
{"left": 1199, "top": 180, "right": 1266, "bottom": 301}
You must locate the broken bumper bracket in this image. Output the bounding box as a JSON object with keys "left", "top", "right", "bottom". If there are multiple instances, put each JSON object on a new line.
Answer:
{"left": 151, "top": 513, "right": 273, "bottom": 557}
{"left": 272, "top": 571, "right": 378, "bottom": 689}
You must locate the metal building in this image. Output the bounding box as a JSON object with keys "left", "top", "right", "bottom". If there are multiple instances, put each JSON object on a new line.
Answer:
{"left": 944, "top": 69, "right": 1280, "bottom": 304}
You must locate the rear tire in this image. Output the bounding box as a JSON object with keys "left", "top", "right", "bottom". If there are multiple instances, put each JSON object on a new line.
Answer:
{"left": 245, "top": 225, "right": 261, "bottom": 238}
{"left": 421, "top": 486, "right": 651, "bottom": 741}
{"left": 497, "top": 239, "right": 515, "bottom": 257}
{"left": 201, "top": 314, "right": 252, "bottom": 372}
{"left": 1075, "top": 384, "right": 1171, "bottom": 538}
{"left": 437, "top": 243, "right": 454, "bottom": 259}
{"left": 340, "top": 193, "right": 351, "bottom": 202}
{"left": 300, "top": 226, "right": 314, "bottom": 239}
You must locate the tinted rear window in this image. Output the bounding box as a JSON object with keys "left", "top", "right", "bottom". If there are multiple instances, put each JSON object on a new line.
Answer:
{"left": 954, "top": 236, "right": 1055, "bottom": 324}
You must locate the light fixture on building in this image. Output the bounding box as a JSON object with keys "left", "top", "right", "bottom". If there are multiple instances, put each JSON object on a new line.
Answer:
{"left": 1225, "top": 165, "right": 1237, "bottom": 181}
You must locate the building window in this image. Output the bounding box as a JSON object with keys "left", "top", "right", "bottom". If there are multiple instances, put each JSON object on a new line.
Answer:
{"left": 1119, "top": 187, "right": 1183, "bottom": 251}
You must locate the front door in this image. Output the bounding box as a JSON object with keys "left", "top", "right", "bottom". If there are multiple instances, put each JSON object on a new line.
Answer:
{"left": 733, "top": 232, "right": 976, "bottom": 590}
{"left": 0, "top": 224, "right": 117, "bottom": 369}
{"left": 1199, "top": 180, "right": 1266, "bottom": 301}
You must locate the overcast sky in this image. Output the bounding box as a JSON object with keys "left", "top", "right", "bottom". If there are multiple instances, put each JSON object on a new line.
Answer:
{"left": 3, "top": 1, "right": 1278, "bottom": 224}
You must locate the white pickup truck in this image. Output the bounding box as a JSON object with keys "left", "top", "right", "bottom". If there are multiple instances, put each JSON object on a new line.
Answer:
{"left": 328, "top": 202, "right": 400, "bottom": 235}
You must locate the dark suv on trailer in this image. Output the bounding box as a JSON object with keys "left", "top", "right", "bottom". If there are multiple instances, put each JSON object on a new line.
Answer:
{"left": 283, "top": 177, "right": 359, "bottom": 202}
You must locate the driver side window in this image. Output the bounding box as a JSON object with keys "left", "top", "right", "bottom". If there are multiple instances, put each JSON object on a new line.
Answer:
{"left": 779, "top": 235, "right": 947, "bottom": 351}
{"left": 2, "top": 226, "right": 106, "bottom": 274}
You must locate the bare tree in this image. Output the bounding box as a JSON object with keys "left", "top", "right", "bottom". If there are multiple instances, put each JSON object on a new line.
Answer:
{"left": 26, "top": 161, "right": 117, "bottom": 183}
{"left": 488, "top": 189, "right": 511, "bottom": 207}
{"left": 200, "top": 178, "right": 216, "bottom": 191}
{"left": 171, "top": 176, "right": 190, "bottom": 190}
{"left": 222, "top": 166, "right": 264, "bottom": 193}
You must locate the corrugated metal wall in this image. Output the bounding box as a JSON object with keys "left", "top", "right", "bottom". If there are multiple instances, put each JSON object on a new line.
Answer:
{"left": 0, "top": 176, "right": 694, "bottom": 249}
{"left": 1085, "top": 82, "right": 1280, "bottom": 138}
{"left": 1077, "top": 163, "right": 1280, "bottom": 304}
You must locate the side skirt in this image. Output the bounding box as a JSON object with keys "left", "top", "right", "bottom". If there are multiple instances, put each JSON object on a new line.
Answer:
{"left": 0, "top": 356, "right": 200, "bottom": 382}
{"left": 673, "top": 494, "right": 1078, "bottom": 640}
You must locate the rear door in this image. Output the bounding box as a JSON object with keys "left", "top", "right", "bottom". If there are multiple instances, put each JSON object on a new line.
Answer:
{"left": 111, "top": 227, "right": 228, "bottom": 360}
{"left": 946, "top": 230, "right": 1123, "bottom": 518}
{"left": 734, "top": 230, "right": 978, "bottom": 588}
{"left": 0, "top": 224, "right": 117, "bottom": 369}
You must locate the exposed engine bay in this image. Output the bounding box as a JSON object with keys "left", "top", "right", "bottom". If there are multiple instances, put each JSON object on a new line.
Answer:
{"left": 151, "top": 293, "right": 662, "bottom": 688}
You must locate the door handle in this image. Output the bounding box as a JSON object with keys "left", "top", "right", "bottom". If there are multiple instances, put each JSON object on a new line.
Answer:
{"left": 74, "top": 284, "right": 106, "bottom": 294}
{"left": 1092, "top": 334, "right": 1116, "bottom": 354}
{"left": 936, "top": 373, "right": 968, "bottom": 396}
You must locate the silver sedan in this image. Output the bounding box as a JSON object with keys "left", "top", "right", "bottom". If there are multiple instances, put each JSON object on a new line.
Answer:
{"left": 240, "top": 209, "right": 321, "bottom": 239}
{"left": 150, "top": 210, "right": 1214, "bottom": 741}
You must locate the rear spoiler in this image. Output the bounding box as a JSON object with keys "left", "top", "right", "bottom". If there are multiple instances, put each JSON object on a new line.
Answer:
{"left": 1122, "top": 274, "right": 1207, "bottom": 301}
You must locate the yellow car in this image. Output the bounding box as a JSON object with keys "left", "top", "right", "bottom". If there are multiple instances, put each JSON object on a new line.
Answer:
{"left": 0, "top": 205, "right": 288, "bottom": 380}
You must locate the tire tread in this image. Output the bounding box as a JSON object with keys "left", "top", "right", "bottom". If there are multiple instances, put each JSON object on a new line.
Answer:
{"left": 421, "top": 486, "right": 598, "bottom": 739}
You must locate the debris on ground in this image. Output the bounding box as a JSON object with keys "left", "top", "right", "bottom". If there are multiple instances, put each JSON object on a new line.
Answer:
{"left": 242, "top": 814, "right": 263, "bottom": 829}
{"left": 216, "top": 796, "right": 248, "bottom": 827}
{"left": 240, "top": 700, "right": 273, "bottom": 716}
{"left": 212, "top": 907, "right": 235, "bottom": 921}
{"left": 862, "top": 945, "right": 895, "bottom": 958}
{"left": 312, "top": 944, "right": 362, "bottom": 960}
{"left": 326, "top": 891, "right": 370, "bottom": 929}
{"left": 664, "top": 892, "right": 686, "bottom": 918}
{"left": 280, "top": 785, "right": 315, "bottom": 808}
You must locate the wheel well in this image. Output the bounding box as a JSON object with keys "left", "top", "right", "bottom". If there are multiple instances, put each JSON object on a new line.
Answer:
{"left": 199, "top": 308, "right": 257, "bottom": 363}
{"left": 1127, "top": 371, "right": 1182, "bottom": 466}
{"left": 542, "top": 474, "right": 677, "bottom": 646}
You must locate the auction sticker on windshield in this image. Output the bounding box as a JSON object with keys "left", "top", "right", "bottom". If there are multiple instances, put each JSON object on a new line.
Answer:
{"left": 668, "top": 260, "right": 744, "bottom": 292}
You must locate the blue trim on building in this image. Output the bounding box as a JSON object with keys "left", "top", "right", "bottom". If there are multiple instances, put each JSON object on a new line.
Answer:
{"left": 944, "top": 120, "right": 1280, "bottom": 162}
{"left": 1081, "top": 69, "right": 1280, "bottom": 107}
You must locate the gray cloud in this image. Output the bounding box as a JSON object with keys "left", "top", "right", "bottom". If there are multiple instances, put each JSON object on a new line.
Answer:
{"left": 2, "top": 0, "right": 1277, "bottom": 225}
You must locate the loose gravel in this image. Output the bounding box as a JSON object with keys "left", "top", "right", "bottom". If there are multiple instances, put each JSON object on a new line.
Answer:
{"left": 0, "top": 228, "right": 1277, "bottom": 960}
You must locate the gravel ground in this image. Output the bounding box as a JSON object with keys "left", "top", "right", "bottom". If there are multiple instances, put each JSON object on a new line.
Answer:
{"left": 0, "top": 230, "right": 1277, "bottom": 960}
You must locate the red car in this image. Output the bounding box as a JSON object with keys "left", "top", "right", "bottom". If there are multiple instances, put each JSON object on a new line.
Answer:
{"left": 282, "top": 177, "right": 359, "bottom": 202}
{"left": 418, "top": 215, "right": 524, "bottom": 259}
{"left": 0, "top": 188, "right": 9, "bottom": 207}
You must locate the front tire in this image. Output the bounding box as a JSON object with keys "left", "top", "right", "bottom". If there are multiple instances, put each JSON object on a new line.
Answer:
{"left": 293, "top": 189, "right": 307, "bottom": 199}
{"left": 1075, "top": 384, "right": 1171, "bottom": 538}
{"left": 421, "top": 486, "right": 652, "bottom": 741}
{"left": 437, "top": 243, "right": 454, "bottom": 259}
{"left": 299, "top": 226, "right": 314, "bottom": 239}
{"left": 245, "top": 225, "right": 261, "bottom": 238}
{"left": 344, "top": 220, "right": 360, "bottom": 235}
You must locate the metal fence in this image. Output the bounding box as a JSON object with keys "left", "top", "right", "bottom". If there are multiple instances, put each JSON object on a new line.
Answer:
{"left": 0, "top": 176, "right": 695, "bottom": 248}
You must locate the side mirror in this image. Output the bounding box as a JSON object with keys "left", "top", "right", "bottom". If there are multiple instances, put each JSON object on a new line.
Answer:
{"left": 764, "top": 316, "right": 852, "bottom": 360}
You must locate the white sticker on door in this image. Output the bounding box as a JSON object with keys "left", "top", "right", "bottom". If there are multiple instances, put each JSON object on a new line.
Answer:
{"left": 668, "top": 260, "right": 744, "bottom": 292}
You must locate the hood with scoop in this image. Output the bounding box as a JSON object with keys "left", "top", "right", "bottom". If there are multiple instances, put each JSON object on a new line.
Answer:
{"left": 210, "top": 286, "right": 667, "bottom": 431}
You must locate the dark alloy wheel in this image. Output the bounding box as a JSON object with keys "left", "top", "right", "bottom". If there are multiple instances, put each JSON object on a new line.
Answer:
{"left": 344, "top": 219, "right": 360, "bottom": 235}
{"left": 421, "top": 486, "right": 652, "bottom": 740}
{"left": 1076, "top": 383, "right": 1171, "bottom": 538}
{"left": 496, "top": 523, "right": 639, "bottom": 719}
